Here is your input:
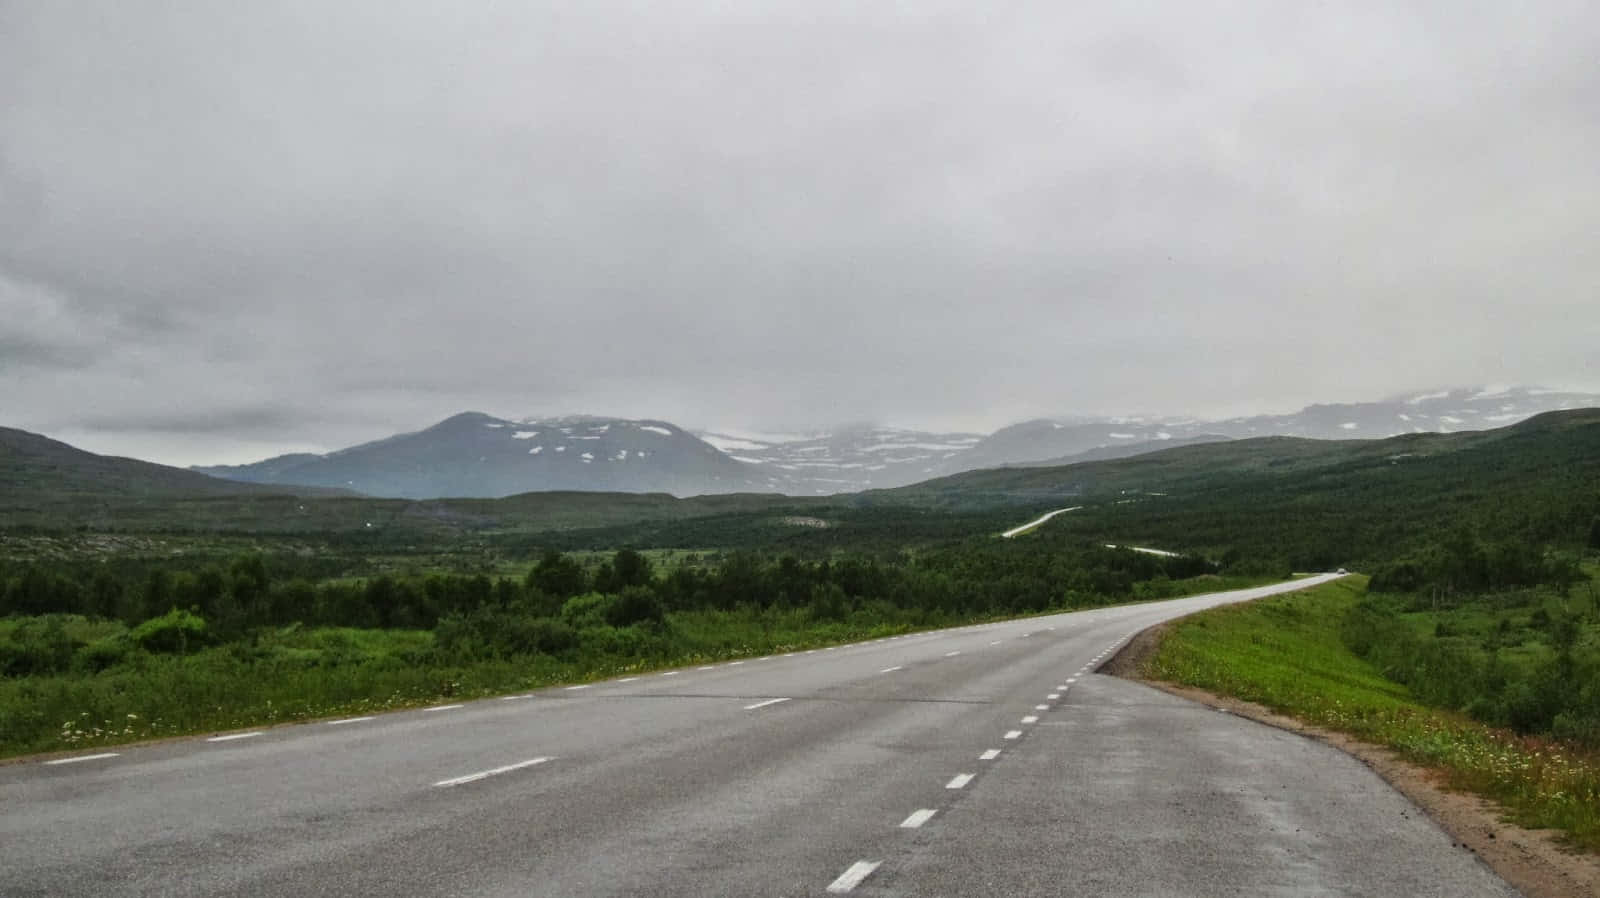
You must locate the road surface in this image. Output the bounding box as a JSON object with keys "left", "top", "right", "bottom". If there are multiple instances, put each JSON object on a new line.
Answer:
{"left": 0, "top": 574, "right": 1517, "bottom": 897}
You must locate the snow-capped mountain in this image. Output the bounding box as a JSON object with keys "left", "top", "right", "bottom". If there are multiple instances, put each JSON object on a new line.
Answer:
{"left": 696, "top": 426, "right": 985, "bottom": 494}
{"left": 193, "top": 386, "right": 1599, "bottom": 499}
{"left": 941, "top": 386, "right": 1600, "bottom": 473}
{"left": 195, "top": 413, "right": 771, "bottom": 499}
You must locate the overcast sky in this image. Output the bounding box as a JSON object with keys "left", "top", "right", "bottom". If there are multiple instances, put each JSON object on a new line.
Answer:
{"left": 2, "top": 2, "right": 1596, "bottom": 465}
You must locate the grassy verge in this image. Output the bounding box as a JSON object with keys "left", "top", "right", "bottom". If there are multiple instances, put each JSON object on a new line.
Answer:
{"left": 1146, "top": 576, "right": 1600, "bottom": 852}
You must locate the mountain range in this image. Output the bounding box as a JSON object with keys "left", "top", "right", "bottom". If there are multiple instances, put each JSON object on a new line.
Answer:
{"left": 181, "top": 386, "right": 1599, "bottom": 499}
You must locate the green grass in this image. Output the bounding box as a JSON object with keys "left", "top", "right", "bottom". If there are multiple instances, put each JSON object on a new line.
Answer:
{"left": 1147, "top": 576, "right": 1600, "bottom": 852}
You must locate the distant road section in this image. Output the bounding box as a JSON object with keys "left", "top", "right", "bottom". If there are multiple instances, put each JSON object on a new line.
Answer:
{"left": 1104, "top": 543, "right": 1182, "bottom": 557}
{"left": 1000, "top": 506, "right": 1082, "bottom": 538}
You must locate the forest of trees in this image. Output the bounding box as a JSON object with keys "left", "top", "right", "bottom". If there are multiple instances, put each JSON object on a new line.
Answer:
{"left": 0, "top": 538, "right": 1221, "bottom": 678}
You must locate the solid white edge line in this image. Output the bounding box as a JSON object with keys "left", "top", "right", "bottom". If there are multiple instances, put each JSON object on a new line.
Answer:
{"left": 1004, "top": 730, "right": 1022, "bottom": 739}
{"left": 900, "top": 809, "right": 938, "bottom": 828}
{"left": 433, "top": 756, "right": 550, "bottom": 788}
{"left": 44, "top": 752, "right": 120, "bottom": 765}
{"left": 206, "top": 732, "right": 262, "bottom": 742}
{"left": 945, "top": 773, "right": 974, "bottom": 789}
{"left": 327, "top": 715, "right": 377, "bottom": 724}
{"left": 826, "top": 860, "right": 881, "bottom": 893}
{"left": 743, "top": 697, "right": 792, "bottom": 710}
{"left": 979, "top": 749, "right": 1001, "bottom": 760}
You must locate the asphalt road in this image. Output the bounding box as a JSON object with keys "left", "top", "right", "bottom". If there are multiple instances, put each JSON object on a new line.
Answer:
{"left": 1, "top": 574, "right": 1519, "bottom": 897}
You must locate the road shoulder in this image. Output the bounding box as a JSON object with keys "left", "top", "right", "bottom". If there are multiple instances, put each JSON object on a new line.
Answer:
{"left": 1104, "top": 622, "right": 1600, "bottom": 898}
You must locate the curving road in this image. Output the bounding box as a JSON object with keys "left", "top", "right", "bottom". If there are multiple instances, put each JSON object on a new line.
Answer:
{"left": 0, "top": 574, "right": 1517, "bottom": 897}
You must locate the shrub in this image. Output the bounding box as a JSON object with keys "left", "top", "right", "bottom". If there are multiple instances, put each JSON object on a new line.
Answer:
{"left": 130, "top": 609, "right": 208, "bottom": 654}
{"left": 605, "top": 586, "right": 665, "bottom": 628}
{"left": 0, "top": 619, "right": 75, "bottom": 676}
{"left": 74, "top": 637, "right": 132, "bottom": 674}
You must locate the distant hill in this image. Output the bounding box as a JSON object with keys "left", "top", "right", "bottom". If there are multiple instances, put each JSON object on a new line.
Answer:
{"left": 0, "top": 426, "right": 341, "bottom": 505}
{"left": 195, "top": 412, "right": 773, "bottom": 499}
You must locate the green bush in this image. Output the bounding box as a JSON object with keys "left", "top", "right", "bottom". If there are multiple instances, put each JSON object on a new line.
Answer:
{"left": 73, "top": 637, "right": 132, "bottom": 674}
{"left": 605, "top": 586, "right": 665, "bottom": 628}
{"left": 0, "top": 618, "right": 75, "bottom": 676}
{"left": 130, "top": 609, "right": 208, "bottom": 654}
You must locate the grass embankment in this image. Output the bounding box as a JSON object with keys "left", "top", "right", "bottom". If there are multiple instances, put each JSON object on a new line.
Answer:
{"left": 1, "top": 571, "right": 1280, "bottom": 760}
{"left": 1146, "top": 576, "right": 1600, "bottom": 852}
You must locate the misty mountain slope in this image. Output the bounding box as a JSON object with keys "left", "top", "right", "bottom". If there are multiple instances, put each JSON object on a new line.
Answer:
{"left": 884, "top": 407, "right": 1600, "bottom": 511}
{"left": 195, "top": 413, "right": 773, "bottom": 499}
{"left": 0, "top": 427, "right": 340, "bottom": 502}
{"left": 698, "top": 426, "right": 984, "bottom": 493}
{"left": 884, "top": 407, "right": 1600, "bottom": 567}
{"left": 944, "top": 386, "right": 1600, "bottom": 472}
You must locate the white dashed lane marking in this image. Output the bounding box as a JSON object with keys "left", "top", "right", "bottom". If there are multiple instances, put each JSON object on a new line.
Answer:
{"left": 425, "top": 703, "right": 466, "bottom": 710}
{"left": 206, "top": 732, "right": 262, "bottom": 743}
{"left": 44, "top": 753, "right": 119, "bottom": 765}
{"left": 945, "top": 773, "right": 975, "bottom": 790}
{"left": 433, "top": 756, "right": 550, "bottom": 788}
{"left": 565, "top": 684, "right": 592, "bottom": 691}
{"left": 327, "top": 715, "right": 377, "bottom": 723}
{"left": 1004, "top": 730, "right": 1022, "bottom": 740}
{"left": 1021, "top": 715, "right": 1039, "bottom": 724}
{"left": 979, "top": 749, "right": 1001, "bottom": 760}
{"left": 944, "top": 651, "right": 961, "bottom": 657}
{"left": 743, "top": 697, "right": 791, "bottom": 711}
{"left": 1034, "top": 704, "right": 1049, "bottom": 710}
{"left": 1047, "top": 693, "right": 1060, "bottom": 699}
{"left": 900, "top": 809, "right": 938, "bottom": 829}
{"left": 879, "top": 666, "right": 903, "bottom": 673}
{"left": 827, "top": 860, "right": 881, "bottom": 894}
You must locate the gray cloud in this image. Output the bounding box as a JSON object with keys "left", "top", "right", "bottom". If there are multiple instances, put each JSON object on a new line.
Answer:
{"left": 1, "top": 1, "right": 1596, "bottom": 465}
